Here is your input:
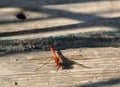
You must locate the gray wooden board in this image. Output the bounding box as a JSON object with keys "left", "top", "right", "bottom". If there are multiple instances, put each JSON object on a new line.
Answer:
{"left": 0, "top": 47, "right": 120, "bottom": 87}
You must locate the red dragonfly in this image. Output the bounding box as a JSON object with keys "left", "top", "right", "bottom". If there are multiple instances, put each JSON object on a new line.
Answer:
{"left": 49, "top": 45, "right": 63, "bottom": 69}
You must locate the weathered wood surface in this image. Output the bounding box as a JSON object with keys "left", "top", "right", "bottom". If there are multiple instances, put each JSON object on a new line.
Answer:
{"left": 0, "top": 47, "right": 120, "bottom": 87}
{"left": 0, "top": 0, "right": 120, "bottom": 40}
{"left": 0, "top": 0, "right": 120, "bottom": 87}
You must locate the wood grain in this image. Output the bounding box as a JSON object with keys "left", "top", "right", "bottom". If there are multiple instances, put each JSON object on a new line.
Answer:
{"left": 0, "top": 47, "right": 120, "bottom": 87}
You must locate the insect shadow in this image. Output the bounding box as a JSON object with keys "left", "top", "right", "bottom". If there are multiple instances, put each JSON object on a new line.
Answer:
{"left": 56, "top": 50, "right": 91, "bottom": 69}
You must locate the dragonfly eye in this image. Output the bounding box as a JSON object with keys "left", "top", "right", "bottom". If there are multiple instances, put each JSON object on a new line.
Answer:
{"left": 16, "top": 12, "right": 26, "bottom": 20}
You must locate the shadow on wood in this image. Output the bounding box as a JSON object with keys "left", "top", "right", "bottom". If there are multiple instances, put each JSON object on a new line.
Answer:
{"left": 76, "top": 78, "right": 120, "bottom": 87}
{"left": 56, "top": 50, "right": 91, "bottom": 69}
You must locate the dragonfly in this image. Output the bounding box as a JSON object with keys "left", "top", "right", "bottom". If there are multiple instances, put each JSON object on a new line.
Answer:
{"left": 35, "top": 45, "right": 91, "bottom": 71}
{"left": 34, "top": 45, "right": 63, "bottom": 71}
{"left": 49, "top": 45, "right": 63, "bottom": 70}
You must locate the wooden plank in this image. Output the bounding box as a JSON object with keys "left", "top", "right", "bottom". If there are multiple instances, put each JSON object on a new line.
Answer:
{"left": 0, "top": 0, "right": 120, "bottom": 40}
{"left": 0, "top": 47, "right": 120, "bottom": 87}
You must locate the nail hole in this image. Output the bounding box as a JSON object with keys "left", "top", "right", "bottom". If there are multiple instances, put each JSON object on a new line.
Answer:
{"left": 16, "top": 12, "right": 26, "bottom": 20}
{"left": 16, "top": 59, "right": 19, "bottom": 61}
{"left": 14, "top": 82, "right": 18, "bottom": 85}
